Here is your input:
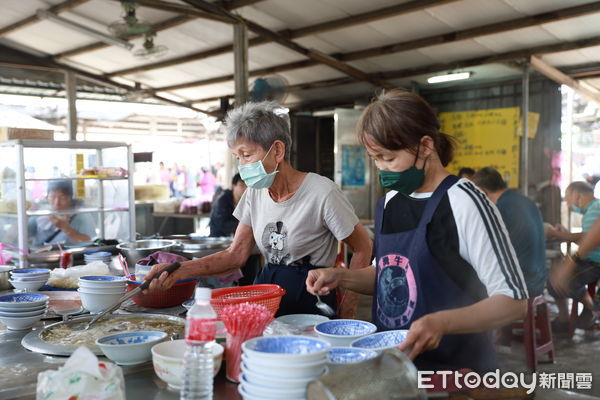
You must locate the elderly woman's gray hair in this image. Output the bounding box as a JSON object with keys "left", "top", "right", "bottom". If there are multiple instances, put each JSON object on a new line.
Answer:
{"left": 225, "top": 101, "right": 292, "bottom": 161}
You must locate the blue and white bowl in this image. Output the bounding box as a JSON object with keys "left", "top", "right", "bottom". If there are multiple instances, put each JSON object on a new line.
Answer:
{"left": 96, "top": 331, "right": 168, "bottom": 365}
{"left": 0, "top": 303, "right": 47, "bottom": 313}
{"left": 84, "top": 251, "right": 112, "bottom": 263}
{"left": 8, "top": 278, "right": 47, "bottom": 292}
{"left": 242, "top": 335, "right": 330, "bottom": 363}
{"left": 0, "top": 313, "right": 45, "bottom": 330}
{"left": 9, "top": 274, "right": 49, "bottom": 282}
{"left": 351, "top": 329, "right": 409, "bottom": 352}
{"left": 239, "top": 374, "right": 307, "bottom": 400}
{"left": 0, "top": 307, "right": 47, "bottom": 318}
{"left": 327, "top": 347, "right": 379, "bottom": 369}
{"left": 314, "top": 319, "right": 377, "bottom": 347}
{"left": 10, "top": 268, "right": 50, "bottom": 276}
{"left": 241, "top": 362, "right": 325, "bottom": 389}
{"left": 0, "top": 293, "right": 49, "bottom": 309}
{"left": 79, "top": 276, "right": 127, "bottom": 290}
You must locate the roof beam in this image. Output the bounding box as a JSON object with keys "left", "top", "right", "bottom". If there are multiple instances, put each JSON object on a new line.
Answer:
{"left": 190, "top": 35, "right": 600, "bottom": 104}
{"left": 57, "top": 0, "right": 265, "bottom": 61}
{"left": 147, "top": 1, "right": 600, "bottom": 93}
{"left": 530, "top": 55, "right": 600, "bottom": 105}
{"left": 0, "top": 0, "right": 89, "bottom": 38}
{"left": 104, "top": 0, "right": 457, "bottom": 78}
{"left": 180, "top": 0, "right": 394, "bottom": 89}
{"left": 0, "top": 43, "right": 220, "bottom": 117}
{"left": 129, "top": 0, "right": 232, "bottom": 23}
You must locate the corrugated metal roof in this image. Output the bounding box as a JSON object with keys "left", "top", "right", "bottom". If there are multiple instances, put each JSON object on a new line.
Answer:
{"left": 0, "top": 0, "right": 598, "bottom": 113}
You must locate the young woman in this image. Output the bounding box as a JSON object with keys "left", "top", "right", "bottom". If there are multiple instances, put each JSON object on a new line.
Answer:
{"left": 306, "top": 90, "right": 528, "bottom": 372}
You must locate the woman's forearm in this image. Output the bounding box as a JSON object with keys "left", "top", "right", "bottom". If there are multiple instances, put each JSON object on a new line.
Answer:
{"left": 63, "top": 226, "right": 90, "bottom": 243}
{"left": 339, "top": 266, "right": 376, "bottom": 295}
{"left": 343, "top": 224, "right": 373, "bottom": 270}
{"left": 180, "top": 248, "right": 248, "bottom": 279}
{"left": 437, "top": 295, "right": 527, "bottom": 335}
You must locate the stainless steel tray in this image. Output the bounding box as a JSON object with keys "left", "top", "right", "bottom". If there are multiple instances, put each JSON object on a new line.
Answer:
{"left": 21, "top": 313, "right": 185, "bottom": 356}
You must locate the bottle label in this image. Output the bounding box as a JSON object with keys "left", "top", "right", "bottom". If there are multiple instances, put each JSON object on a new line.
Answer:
{"left": 186, "top": 318, "right": 217, "bottom": 342}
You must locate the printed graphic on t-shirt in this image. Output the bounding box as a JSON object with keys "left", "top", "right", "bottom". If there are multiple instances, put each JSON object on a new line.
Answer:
{"left": 376, "top": 254, "right": 417, "bottom": 329}
{"left": 261, "top": 221, "right": 290, "bottom": 264}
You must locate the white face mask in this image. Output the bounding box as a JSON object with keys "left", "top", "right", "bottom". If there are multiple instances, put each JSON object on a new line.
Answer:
{"left": 238, "top": 144, "right": 279, "bottom": 189}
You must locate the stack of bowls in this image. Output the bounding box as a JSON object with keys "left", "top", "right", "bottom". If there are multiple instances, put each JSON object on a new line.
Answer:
{"left": 78, "top": 276, "right": 127, "bottom": 313}
{"left": 239, "top": 336, "right": 330, "bottom": 400}
{"left": 9, "top": 268, "right": 50, "bottom": 292}
{"left": 0, "top": 293, "right": 49, "bottom": 330}
{"left": 84, "top": 251, "right": 112, "bottom": 265}
{"left": 314, "top": 319, "right": 377, "bottom": 347}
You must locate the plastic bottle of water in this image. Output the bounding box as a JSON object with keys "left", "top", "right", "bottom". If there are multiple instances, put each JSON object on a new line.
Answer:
{"left": 181, "top": 287, "right": 217, "bottom": 400}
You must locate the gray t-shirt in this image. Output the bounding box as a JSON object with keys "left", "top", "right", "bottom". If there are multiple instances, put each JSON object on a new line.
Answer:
{"left": 233, "top": 173, "right": 359, "bottom": 267}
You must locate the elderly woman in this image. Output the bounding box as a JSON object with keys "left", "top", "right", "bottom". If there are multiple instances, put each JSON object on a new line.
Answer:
{"left": 147, "top": 101, "right": 372, "bottom": 316}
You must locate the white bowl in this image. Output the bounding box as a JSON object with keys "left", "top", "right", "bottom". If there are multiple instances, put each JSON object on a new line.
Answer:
{"left": 275, "top": 314, "right": 330, "bottom": 335}
{"left": 0, "top": 307, "right": 47, "bottom": 318}
{"left": 350, "top": 329, "right": 409, "bottom": 352}
{"left": 77, "top": 286, "right": 127, "bottom": 295}
{"left": 78, "top": 276, "right": 127, "bottom": 289}
{"left": 0, "top": 313, "right": 44, "bottom": 330}
{"left": 314, "top": 319, "right": 377, "bottom": 347}
{"left": 10, "top": 268, "right": 50, "bottom": 277}
{"left": 241, "top": 355, "right": 327, "bottom": 379}
{"left": 0, "top": 303, "right": 47, "bottom": 313}
{"left": 240, "top": 374, "right": 307, "bottom": 399}
{"left": 9, "top": 274, "right": 50, "bottom": 282}
{"left": 0, "top": 293, "right": 49, "bottom": 309}
{"left": 238, "top": 384, "right": 305, "bottom": 400}
{"left": 78, "top": 289, "right": 121, "bottom": 314}
{"left": 241, "top": 362, "right": 325, "bottom": 389}
{"left": 96, "top": 331, "right": 168, "bottom": 365}
{"left": 151, "top": 339, "right": 224, "bottom": 390}
{"left": 9, "top": 279, "right": 47, "bottom": 292}
{"left": 242, "top": 335, "right": 330, "bottom": 363}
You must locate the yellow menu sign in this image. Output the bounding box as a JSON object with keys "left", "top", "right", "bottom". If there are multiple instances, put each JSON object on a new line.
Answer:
{"left": 439, "top": 107, "right": 538, "bottom": 189}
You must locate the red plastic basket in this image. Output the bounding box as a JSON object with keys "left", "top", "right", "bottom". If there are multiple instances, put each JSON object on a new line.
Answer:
{"left": 210, "top": 284, "right": 285, "bottom": 318}
{"left": 127, "top": 276, "right": 197, "bottom": 308}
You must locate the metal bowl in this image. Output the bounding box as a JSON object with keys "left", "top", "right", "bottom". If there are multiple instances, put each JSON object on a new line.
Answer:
{"left": 116, "top": 240, "right": 176, "bottom": 267}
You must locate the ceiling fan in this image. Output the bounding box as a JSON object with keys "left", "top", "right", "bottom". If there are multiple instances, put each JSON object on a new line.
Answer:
{"left": 108, "top": 0, "right": 151, "bottom": 38}
{"left": 133, "top": 31, "right": 169, "bottom": 59}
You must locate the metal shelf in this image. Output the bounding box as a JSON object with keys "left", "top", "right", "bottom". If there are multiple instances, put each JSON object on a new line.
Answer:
{"left": 26, "top": 176, "right": 128, "bottom": 182}
{"left": 26, "top": 207, "right": 129, "bottom": 216}
{"left": 0, "top": 213, "right": 18, "bottom": 218}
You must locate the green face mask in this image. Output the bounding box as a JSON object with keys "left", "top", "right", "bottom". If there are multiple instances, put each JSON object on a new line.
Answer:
{"left": 378, "top": 149, "right": 425, "bottom": 195}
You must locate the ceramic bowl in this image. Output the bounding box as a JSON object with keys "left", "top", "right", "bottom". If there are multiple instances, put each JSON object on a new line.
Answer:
{"left": 96, "top": 331, "right": 168, "bottom": 365}
{"left": 10, "top": 268, "right": 50, "bottom": 277}
{"left": 77, "top": 286, "right": 127, "bottom": 295}
{"left": 78, "top": 289, "right": 120, "bottom": 313}
{"left": 151, "top": 339, "right": 224, "bottom": 389}
{"left": 9, "top": 279, "right": 47, "bottom": 292}
{"left": 242, "top": 335, "right": 330, "bottom": 363}
{"left": 351, "top": 329, "right": 409, "bottom": 352}
{"left": 314, "top": 319, "right": 377, "bottom": 347}
{"left": 0, "top": 293, "right": 49, "bottom": 309}
{"left": 327, "top": 347, "right": 379, "bottom": 370}
{"left": 0, "top": 313, "right": 44, "bottom": 330}
{"left": 238, "top": 384, "right": 304, "bottom": 400}
{"left": 9, "top": 273, "right": 50, "bottom": 282}
{"left": 241, "top": 362, "right": 326, "bottom": 389}
{"left": 241, "top": 354, "right": 327, "bottom": 379}
{"left": 275, "top": 314, "right": 330, "bottom": 335}
{"left": 0, "top": 307, "right": 47, "bottom": 318}
{"left": 79, "top": 276, "right": 127, "bottom": 289}
{"left": 240, "top": 374, "right": 307, "bottom": 399}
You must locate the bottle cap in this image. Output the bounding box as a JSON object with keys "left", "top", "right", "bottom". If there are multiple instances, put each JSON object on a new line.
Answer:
{"left": 194, "top": 287, "right": 211, "bottom": 301}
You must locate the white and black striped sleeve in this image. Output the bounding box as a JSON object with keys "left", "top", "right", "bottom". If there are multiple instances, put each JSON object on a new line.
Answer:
{"left": 449, "top": 179, "right": 529, "bottom": 299}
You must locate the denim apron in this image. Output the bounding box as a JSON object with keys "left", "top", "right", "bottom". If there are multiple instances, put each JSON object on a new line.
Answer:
{"left": 254, "top": 256, "right": 336, "bottom": 317}
{"left": 372, "top": 175, "right": 497, "bottom": 372}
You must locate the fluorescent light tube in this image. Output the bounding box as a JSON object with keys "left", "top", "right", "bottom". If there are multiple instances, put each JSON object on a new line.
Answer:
{"left": 427, "top": 72, "right": 472, "bottom": 84}
{"left": 37, "top": 10, "right": 133, "bottom": 51}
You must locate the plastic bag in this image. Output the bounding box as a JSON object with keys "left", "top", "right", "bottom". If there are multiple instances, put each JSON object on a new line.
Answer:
{"left": 47, "top": 261, "right": 111, "bottom": 289}
{"left": 37, "top": 346, "right": 125, "bottom": 400}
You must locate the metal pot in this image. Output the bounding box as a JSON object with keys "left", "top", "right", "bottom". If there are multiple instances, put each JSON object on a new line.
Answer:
{"left": 116, "top": 239, "right": 176, "bottom": 267}
{"left": 0, "top": 265, "right": 15, "bottom": 290}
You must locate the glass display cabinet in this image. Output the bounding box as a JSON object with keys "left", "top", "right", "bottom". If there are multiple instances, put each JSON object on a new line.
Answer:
{"left": 0, "top": 140, "right": 136, "bottom": 266}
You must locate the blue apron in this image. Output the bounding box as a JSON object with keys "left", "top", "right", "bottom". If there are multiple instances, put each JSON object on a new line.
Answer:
{"left": 372, "top": 175, "right": 497, "bottom": 372}
{"left": 254, "top": 256, "right": 336, "bottom": 317}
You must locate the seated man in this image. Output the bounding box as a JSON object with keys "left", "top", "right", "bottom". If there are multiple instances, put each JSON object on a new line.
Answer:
{"left": 29, "top": 180, "right": 96, "bottom": 246}
{"left": 547, "top": 181, "right": 600, "bottom": 331}
{"left": 473, "top": 167, "right": 547, "bottom": 298}
{"left": 209, "top": 173, "right": 246, "bottom": 237}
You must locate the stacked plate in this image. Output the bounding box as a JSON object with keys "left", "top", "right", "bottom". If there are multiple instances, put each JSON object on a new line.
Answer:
{"left": 84, "top": 251, "right": 112, "bottom": 265}
{"left": 239, "top": 336, "right": 330, "bottom": 400}
{"left": 78, "top": 276, "right": 127, "bottom": 313}
{"left": 9, "top": 268, "right": 50, "bottom": 292}
{"left": 0, "top": 293, "right": 49, "bottom": 330}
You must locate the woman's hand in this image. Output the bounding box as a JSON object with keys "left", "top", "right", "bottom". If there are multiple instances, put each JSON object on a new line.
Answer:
{"left": 397, "top": 313, "right": 448, "bottom": 360}
{"left": 143, "top": 263, "right": 186, "bottom": 293}
{"left": 305, "top": 267, "right": 344, "bottom": 296}
{"left": 48, "top": 215, "right": 70, "bottom": 231}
